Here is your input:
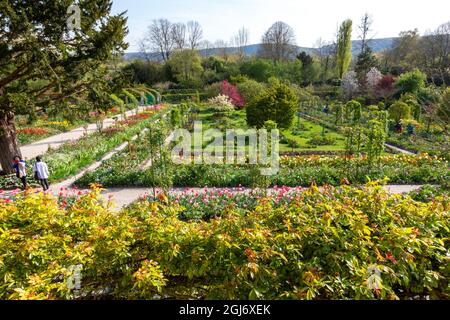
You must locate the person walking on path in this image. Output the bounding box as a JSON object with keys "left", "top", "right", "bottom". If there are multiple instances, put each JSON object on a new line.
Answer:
{"left": 33, "top": 156, "right": 50, "bottom": 191}
{"left": 12, "top": 156, "right": 27, "bottom": 190}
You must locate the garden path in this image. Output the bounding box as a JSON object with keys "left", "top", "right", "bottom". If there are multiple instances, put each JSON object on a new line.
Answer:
{"left": 384, "top": 143, "right": 416, "bottom": 155}
{"left": 0, "top": 184, "right": 428, "bottom": 211}
{"left": 101, "top": 184, "right": 428, "bottom": 211}
{"left": 19, "top": 106, "right": 148, "bottom": 161}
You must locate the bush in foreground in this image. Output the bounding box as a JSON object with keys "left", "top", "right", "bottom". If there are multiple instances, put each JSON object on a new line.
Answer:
{"left": 0, "top": 183, "right": 448, "bottom": 300}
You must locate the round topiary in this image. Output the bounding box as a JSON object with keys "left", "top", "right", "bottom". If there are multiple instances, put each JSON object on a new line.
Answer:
{"left": 246, "top": 83, "right": 298, "bottom": 129}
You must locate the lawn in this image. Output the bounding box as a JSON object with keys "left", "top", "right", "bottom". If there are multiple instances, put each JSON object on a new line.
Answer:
{"left": 194, "top": 107, "right": 347, "bottom": 152}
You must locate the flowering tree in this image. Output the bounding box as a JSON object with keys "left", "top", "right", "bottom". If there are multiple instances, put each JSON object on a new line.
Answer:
{"left": 208, "top": 94, "right": 235, "bottom": 111}
{"left": 220, "top": 80, "right": 245, "bottom": 108}
{"left": 342, "top": 71, "right": 359, "bottom": 99}
{"left": 376, "top": 75, "right": 396, "bottom": 100}
{"left": 366, "top": 67, "right": 382, "bottom": 91}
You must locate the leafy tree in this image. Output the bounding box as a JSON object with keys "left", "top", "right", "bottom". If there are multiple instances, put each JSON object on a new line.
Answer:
{"left": 237, "top": 79, "right": 266, "bottom": 105}
{"left": 168, "top": 49, "right": 203, "bottom": 87}
{"left": 273, "top": 60, "right": 303, "bottom": 85}
{"left": 355, "top": 47, "right": 378, "bottom": 80}
{"left": 295, "top": 53, "right": 321, "bottom": 84}
{"left": 400, "top": 93, "right": 420, "bottom": 120}
{"left": 383, "top": 29, "right": 420, "bottom": 74}
{"left": 246, "top": 83, "right": 298, "bottom": 129}
{"left": 336, "top": 19, "right": 353, "bottom": 78}
{"left": 345, "top": 100, "right": 362, "bottom": 124}
{"left": 240, "top": 59, "right": 274, "bottom": 82}
{"left": 0, "top": 1, "right": 127, "bottom": 172}
{"left": 296, "top": 52, "right": 313, "bottom": 67}
{"left": 124, "top": 61, "right": 169, "bottom": 85}
{"left": 396, "top": 69, "right": 427, "bottom": 95}
{"left": 388, "top": 101, "right": 411, "bottom": 125}
{"left": 365, "top": 117, "right": 387, "bottom": 168}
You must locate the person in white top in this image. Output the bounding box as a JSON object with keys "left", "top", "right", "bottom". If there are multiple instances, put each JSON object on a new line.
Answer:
{"left": 33, "top": 156, "right": 50, "bottom": 191}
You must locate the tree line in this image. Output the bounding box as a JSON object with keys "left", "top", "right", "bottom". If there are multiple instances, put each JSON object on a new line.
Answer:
{"left": 133, "top": 15, "right": 450, "bottom": 88}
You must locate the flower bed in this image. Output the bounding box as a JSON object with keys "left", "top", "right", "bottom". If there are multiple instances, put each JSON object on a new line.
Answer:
{"left": 76, "top": 153, "right": 449, "bottom": 188}
{"left": 139, "top": 186, "right": 305, "bottom": 220}
{"left": 0, "top": 182, "right": 448, "bottom": 299}
{"left": 17, "top": 127, "right": 55, "bottom": 144}
{"left": 40, "top": 107, "right": 168, "bottom": 183}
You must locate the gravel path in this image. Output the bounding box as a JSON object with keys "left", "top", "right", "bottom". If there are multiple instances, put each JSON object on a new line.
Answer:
{"left": 19, "top": 106, "right": 148, "bottom": 161}
{"left": 384, "top": 143, "right": 416, "bottom": 155}
{"left": 0, "top": 184, "right": 429, "bottom": 212}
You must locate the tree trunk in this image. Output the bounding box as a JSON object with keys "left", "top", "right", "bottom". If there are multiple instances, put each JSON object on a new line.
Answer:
{"left": 0, "top": 111, "right": 22, "bottom": 174}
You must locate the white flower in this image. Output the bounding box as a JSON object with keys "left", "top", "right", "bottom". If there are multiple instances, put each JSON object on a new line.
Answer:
{"left": 208, "top": 94, "right": 234, "bottom": 111}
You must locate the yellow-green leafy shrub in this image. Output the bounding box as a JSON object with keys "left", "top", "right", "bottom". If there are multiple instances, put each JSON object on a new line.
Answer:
{"left": 0, "top": 183, "right": 448, "bottom": 300}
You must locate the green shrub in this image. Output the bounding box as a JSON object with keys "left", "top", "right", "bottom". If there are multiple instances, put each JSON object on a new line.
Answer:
{"left": 246, "top": 83, "right": 297, "bottom": 129}
{"left": 1, "top": 183, "right": 447, "bottom": 300}
{"left": 307, "top": 134, "right": 336, "bottom": 146}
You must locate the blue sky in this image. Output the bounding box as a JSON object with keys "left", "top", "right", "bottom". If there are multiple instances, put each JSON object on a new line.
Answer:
{"left": 111, "top": 0, "right": 450, "bottom": 52}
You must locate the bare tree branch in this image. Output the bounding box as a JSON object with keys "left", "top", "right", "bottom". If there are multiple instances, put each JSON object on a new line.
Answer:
{"left": 187, "top": 21, "right": 203, "bottom": 50}
{"left": 233, "top": 27, "right": 249, "bottom": 59}
{"left": 259, "top": 21, "right": 296, "bottom": 62}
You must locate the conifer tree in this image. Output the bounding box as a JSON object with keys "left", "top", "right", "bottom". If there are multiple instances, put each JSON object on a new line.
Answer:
{"left": 0, "top": 0, "right": 128, "bottom": 172}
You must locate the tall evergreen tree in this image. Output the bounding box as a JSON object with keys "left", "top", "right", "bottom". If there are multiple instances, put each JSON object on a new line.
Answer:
{"left": 0, "top": 1, "right": 128, "bottom": 172}
{"left": 336, "top": 19, "right": 353, "bottom": 79}
{"left": 355, "top": 46, "right": 378, "bottom": 80}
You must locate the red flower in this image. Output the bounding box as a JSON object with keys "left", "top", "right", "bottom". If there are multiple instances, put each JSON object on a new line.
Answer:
{"left": 385, "top": 252, "right": 397, "bottom": 264}
{"left": 17, "top": 128, "right": 49, "bottom": 135}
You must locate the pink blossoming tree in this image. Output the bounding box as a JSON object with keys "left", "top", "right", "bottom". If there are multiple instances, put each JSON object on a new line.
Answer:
{"left": 220, "top": 80, "right": 245, "bottom": 108}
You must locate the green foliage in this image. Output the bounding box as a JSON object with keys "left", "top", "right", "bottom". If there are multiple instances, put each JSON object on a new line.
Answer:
{"left": 168, "top": 50, "right": 204, "bottom": 87}
{"left": 240, "top": 59, "right": 274, "bottom": 82}
{"left": 170, "top": 108, "right": 182, "bottom": 127}
{"left": 246, "top": 83, "right": 298, "bottom": 129}
{"left": 438, "top": 87, "right": 450, "bottom": 128}
{"left": 237, "top": 79, "right": 267, "bottom": 106}
{"left": 122, "top": 90, "right": 139, "bottom": 106}
{"left": 77, "top": 152, "right": 449, "bottom": 188}
{"left": 343, "top": 126, "right": 364, "bottom": 155}
{"left": 355, "top": 47, "right": 378, "bottom": 79}
{"left": 2, "top": 182, "right": 447, "bottom": 299}
{"left": 307, "top": 134, "right": 336, "bottom": 147}
{"left": 389, "top": 101, "right": 411, "bottom": 124}
{"left": 408, "top": 184, "right": 449, "bottom": 203}
{"left": 365, "top": 118, "right": 388, "bottom": 167}
{"left": 263, "top": 120, "right": 278, "bottom": 130}
{"left": 124, "top": 61, "right": 169, "bottom": 85}
{"left": 396, "top": 70, "right": 427, "bottom": 95}
{"left": 336, "top": 19, "right": 353, "bottom": 78}
{"left": 345, "top": 100, "right": 362, "bottom": 124}
{"left": 45, "top": 108, "right": 168, "bottom": 182}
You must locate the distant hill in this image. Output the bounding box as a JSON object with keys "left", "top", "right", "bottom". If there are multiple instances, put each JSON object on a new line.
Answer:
{"left": 124, "top": 37, "right": 396, "bottom": 61}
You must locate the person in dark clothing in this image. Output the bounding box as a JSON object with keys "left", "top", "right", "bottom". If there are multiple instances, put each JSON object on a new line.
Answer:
{"left": 12, "top": 156, "right": 27, "bottom": 190}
